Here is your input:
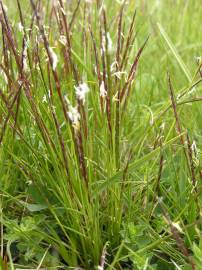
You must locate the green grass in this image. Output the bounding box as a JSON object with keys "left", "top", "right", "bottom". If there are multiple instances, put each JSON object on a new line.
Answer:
{"left": 0, "top": 0, "right": 202, "bottom": 269}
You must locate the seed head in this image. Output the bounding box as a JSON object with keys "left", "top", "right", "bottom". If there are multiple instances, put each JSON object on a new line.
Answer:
{"left": 75, "top": 83, "right": 90, "bottom": 103}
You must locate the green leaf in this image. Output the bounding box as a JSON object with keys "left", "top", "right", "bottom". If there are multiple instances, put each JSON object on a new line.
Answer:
{"left": 193, "top": 243, "right": 202, "bottom": 261}
{"left": 157, "top": 23, "right": 192, "bottom": 83}
{"left": 93, "top": 132, "right": 185, "bottom": 196}
{"left": 19, "top": 200, "right": 48, "bottom": 212}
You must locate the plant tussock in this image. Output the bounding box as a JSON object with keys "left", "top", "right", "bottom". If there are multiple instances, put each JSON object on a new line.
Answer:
{"left": 0, "top": 0, "right": 202, "bottom": 269}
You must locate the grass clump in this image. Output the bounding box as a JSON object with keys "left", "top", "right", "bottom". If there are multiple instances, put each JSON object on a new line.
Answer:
{"left": 0, "top": 0, "right": 202, "bottom": 269}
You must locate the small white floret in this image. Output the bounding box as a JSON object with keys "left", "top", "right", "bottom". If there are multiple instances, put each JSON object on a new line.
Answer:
{"left": 67, "top": 105, "right": 80, "bottom": 131}
{"left": 107, "top": 32, "right": 113, "bottom": 53}
{"left": 49, "top": 47, "right": 58, "bottom": 71}
{"left": 18, "top": 22, "right": 24, "bottom": 33}
{"left": 75, "top": 83, "right": 90, "bottom": 103}
{"left": 102, "top": 32, "right": 113, "bottom": 54}
{"left": 42, "top": 95, "right": 47, "bottom": 103}
{"left": 100, "top": 81, "right": 107, "bottom": 98}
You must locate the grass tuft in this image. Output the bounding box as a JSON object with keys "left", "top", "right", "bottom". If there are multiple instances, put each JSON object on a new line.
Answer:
{"left": 0, "top": 0, "right": 202, "bottom": 269}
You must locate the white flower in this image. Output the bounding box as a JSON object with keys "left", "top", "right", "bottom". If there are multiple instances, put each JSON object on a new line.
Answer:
{"left": 67, "top": 105, "right": 80, "bottom": 130}
{"left": 42, "top": 95, "right": 47, "bottom": 103}
{"left": 195, "top": 56, "right": 201, "bottom": 64}
{"left": 107, "top": 32, "right": 113, "bottom": 53}
{"left": 49, "top": 47, "right": 58, "bottom": 71}
{"left": 191, "top": 140, "right": 197, "bottom": 152}
{"left": 191, "top": 140, "right": 199, "bottom": 166}
{"left": 100, "top": 81, "right": 107, "bottom": 97}
{"left": 75, "top": 83, "right": 89, "bottom": 103}
{"left": 18, "top": 22, "right": 24, "bottom": 33}
{"left": 102, "top": 32, "right": 113, "bottom": 54}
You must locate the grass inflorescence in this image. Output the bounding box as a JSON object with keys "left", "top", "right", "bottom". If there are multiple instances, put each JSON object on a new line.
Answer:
{"left": 0, "top": 0, "right": 202, "bottom": 269}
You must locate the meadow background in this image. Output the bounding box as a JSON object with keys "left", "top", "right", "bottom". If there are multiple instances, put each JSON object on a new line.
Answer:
{"left": 0, "top": 0, "right": 202, "bottom": 269}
